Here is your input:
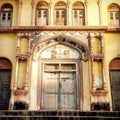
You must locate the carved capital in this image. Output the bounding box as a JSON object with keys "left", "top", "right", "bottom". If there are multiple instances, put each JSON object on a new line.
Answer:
{"left": 31, "top": 0, "right": 35, "bottom": 9}
{"left": 19, "top": 0, "right": 23, "bottom": 5}
{"left": 97, "top": 0, "right": 101, "bottom": 6}
{"left": 85, "top": 0, "right": 89, "bottom": 6}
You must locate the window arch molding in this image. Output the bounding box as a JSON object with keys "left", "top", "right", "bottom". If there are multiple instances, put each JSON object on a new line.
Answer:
{"left": 1, "top": 3, "right": 13, "bottom": 11}
{"left": 108, "top": 3, "right": 120, "bottom": 27}
{"left": 72, "top": 1, "right": 84, "bottom": 9}
{"left": 35, "top": 1, "right": 49, "bottom": 26}
{"left": 72, "top": 1, "right": 85, "bottom": 26}
{"left": 109, "top": 57, "right": 120, "bottom": 70}
{"left": 54, "top": 1, "right": 67, "bottom": 9}
{"left": 108, "top": 3, "right": 120, "bottom": 11}
{"left": 36, "top": 1, "right": 49, "bottom": 9}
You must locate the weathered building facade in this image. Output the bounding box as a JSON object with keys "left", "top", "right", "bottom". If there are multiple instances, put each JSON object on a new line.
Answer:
{"left": 0, "top": 0, "right": 120, "bottom": 112}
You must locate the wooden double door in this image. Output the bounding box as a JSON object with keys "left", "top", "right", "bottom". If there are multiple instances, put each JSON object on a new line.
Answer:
{"left": 41, "top": 63, "right": 78, "bottom": 109}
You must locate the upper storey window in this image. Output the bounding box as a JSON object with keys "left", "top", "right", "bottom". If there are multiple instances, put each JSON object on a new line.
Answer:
{"left": 108, "top": 3, "right": 120, "bottom": 27}
{"left": 72, "top": 1, "right": 85, "bottom": 26}
{"left": 36, "top": 1, "right": 48, "bottom": 26}
{"left": 0, "top": 3, "right": 13, "bottom": 27}
{"left": 54, "top": 1, "right": 67, "bottom": 26}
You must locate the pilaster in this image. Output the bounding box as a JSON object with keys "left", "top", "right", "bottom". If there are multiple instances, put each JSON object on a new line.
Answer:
{"left": 17, "top": 0, "right": 23, "bottom": 25}
{"left": 31, "top": 0, "right": 35, "bottom": 26}
{"left": 85, "top": 0, "right": 88, "bottom": 25}
{"left": 97, "top": 0, "right": 102, "bottom": 25}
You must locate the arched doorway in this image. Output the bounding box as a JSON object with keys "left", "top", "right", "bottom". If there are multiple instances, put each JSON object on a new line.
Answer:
{"left": 32, "top": 35, "right": 89, "bottom": 110}
{"left": 109, "top": 58, "right": 120, "bottom": 111}
{"left": 0, "top": 58, "right": 12, "bottom": 110}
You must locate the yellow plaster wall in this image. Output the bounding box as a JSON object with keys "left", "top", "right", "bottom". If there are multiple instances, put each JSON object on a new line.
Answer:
{"left": 87, "top": 0, "right": 99, "bottom": 25}
{"left": 17, "top": 59, "right": 27, "bottom": 89}
{"left": 104, "top": 33, "right": 120, "bottom": 62}
{"left": 0, "top": 33, "right": 17, "bottom": 88}
{"left": 20, "top": 38, "right": 29, "bottom": 54}
{"left": 21, "top": 0, "right": 32, "bottom": 25}
{"left": 0, "top": 33, "right": 17, "bottom": 61}
{"left": 104, "top": 33, "right": 120, "bottom": 108}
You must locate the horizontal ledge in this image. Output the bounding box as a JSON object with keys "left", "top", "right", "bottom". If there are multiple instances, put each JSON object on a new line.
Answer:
{"left": 0, "top": 26, "right": 120, "bottom": 33}
{"left": 0, "top": 26, "right": 107, "bottom": 32}
{"left": 13, "top": 26, "right": 108, "bottom": 31}
{"left": 92, "top": 90, "right": 108, "bottom": 96}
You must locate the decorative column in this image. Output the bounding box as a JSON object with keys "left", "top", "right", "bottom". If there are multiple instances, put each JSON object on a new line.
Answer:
{"left": 24, "top": 35, "right": 31, "bottom": 90}
{"left": 67, "top": 0, "right": 71, "bottom": 26}
{"left": 100, "top": 32, "right": 107, "bottom": 91}
{"left": 31, "top": 0, "right": 35, "bottom": 26}
{"left": 14, "top": 36, "right": 21, "bottom": 90}
{"left": 24, "top": 58, "right": 29, "bottom": 90}
{"left": 17, "top": 0, "right": 23, "bottom": 25}
{"left": 88, "top": 32, "right": 96, "bottom": 91}
{"left": 97, "top": 0, "right": 102, "bottom": 26}
{"left": 49, "top": 0, "right": 53, "bottom": 25}
{"left": 14, "top": 58, "right": 19, "bottom": 90}
{"left": 85, "top": 0, "right": 88, "bottom": 25}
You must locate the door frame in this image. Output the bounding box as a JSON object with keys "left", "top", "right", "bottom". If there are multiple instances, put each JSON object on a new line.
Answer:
{"left": 0, "top": 57, "right": 12, "bottom": 110}
{"left": 37, "top": 59, "right": 83, "bottom": 110}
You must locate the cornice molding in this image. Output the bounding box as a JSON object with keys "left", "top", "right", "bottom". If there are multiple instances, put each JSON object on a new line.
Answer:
{"left": 0, "top": 26, "right": 120, "bottom": 33}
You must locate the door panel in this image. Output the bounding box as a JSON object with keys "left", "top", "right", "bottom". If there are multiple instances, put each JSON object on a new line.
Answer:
{"left": 42, "top": 72, "right": 59, "bottom": 109}
{"left": 0, "top": 70, "right": 11, "bottom": 110}
{"left": 110, "top": 71, "right": 120, "bottom": 111}
{"left": 60, "top": 72, "right": 77, "bottom": 109}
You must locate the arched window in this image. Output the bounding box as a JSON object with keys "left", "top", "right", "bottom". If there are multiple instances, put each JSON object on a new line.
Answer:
{"left": 54, "top": 1, "right": 67, "bottom": 25}
{"left": 0, "top": 3, "right": 13, "bottom": 27}
{"left": 108, "top": 3, "right": 120, "bottom": 27}
{"left": 36, "top": 1, "right": 48, "bottom": 26}
{"left": 72, "top": 1, "right": 85, "bottom": 26}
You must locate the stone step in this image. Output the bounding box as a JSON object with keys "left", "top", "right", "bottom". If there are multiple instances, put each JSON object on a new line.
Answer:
{"left": 0, "top": 111, "right": 120, "bottom": 120}
{"left": 0, "top": 117, "right": 120, "bottom": 120}
{"left": 0, "top": 116, "right": 120, "bottom": 120}
{"left": 0, "top": 111, "right": 120, "bottom": 116}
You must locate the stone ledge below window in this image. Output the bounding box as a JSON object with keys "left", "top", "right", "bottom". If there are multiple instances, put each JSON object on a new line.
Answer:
{"left": 13, "top": 89, "right": 28, "bottom": 95}
{"left": 92, "top": 90, "right": 108, "bottom": 96}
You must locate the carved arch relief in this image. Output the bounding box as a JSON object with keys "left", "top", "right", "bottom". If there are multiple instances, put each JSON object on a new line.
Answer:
{"left": 32, "top": 35, "right": 89, "bottom": 61}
